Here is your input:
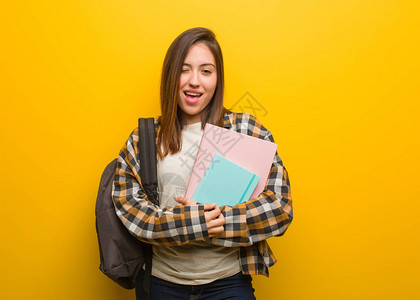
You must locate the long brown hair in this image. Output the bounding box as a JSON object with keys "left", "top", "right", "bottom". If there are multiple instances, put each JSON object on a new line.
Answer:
{"left": 156, "top": 27, "right": 231, "bottom": 160}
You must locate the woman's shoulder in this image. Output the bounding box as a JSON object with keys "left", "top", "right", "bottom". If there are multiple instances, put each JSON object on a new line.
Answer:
{"left": 224, "top": 111, "right": 261, "bottom": 123}
{"left": 123, "top": 117, "right": 160, "bottom": 144}
{"left": 134, "top": 117, "right": 161, "bottom": 134}
{"left": 224, "top": 111, "right": 271, "bottom": 137}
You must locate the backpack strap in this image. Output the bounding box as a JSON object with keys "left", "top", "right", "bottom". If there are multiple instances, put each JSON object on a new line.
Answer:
{"left": 138, "top": 118, "right": 158, "bottom": 205}
{"left": 138, "top": 117, "right": 158, "bottom": 300}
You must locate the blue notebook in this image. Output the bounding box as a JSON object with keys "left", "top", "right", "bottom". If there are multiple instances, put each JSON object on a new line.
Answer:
{"left": 191, "top": 154, "right": 260, "bottom": 207}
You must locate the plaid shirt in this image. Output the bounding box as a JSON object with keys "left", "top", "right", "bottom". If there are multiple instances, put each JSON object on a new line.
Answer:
{"left": 112, "top": 112, "right": 293, "bottom": 276}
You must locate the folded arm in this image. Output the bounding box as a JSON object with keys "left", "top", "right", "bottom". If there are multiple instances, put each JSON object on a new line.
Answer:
{"left": 112, "top": 129, "right": 224, "bottom": 246}
{"left": 176, "top": 128, "right": 293, "bottom": 247}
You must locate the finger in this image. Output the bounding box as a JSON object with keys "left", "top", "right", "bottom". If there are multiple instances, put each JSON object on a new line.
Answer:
{"left": 217, "top": 212, "right": 225, "bottom": 224}
{"left": 209, "top": 206, "right": 221, "bottom": 218}
{"left": 204, "top": 203, "right": 216, "bottom": 211}
{"left": 204, "top": 206, "right": 221, "bottom": 222}
{"left": 183, "top": 198, "right": 197, "bottom": 206}
{"left": 206, "top": 215, "right": 225, "bottom": 232}
{"left": 208, "top": 216, "right": 225, "bottom": 228}
{"left": 208, "top": 225, "right": 224, "bottom": 236}
{"left": 174, "top": 196, "right": 185, "bottom": 204}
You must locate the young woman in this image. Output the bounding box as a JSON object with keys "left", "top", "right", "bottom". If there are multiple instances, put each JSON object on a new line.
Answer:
{"left": 112, "top": 27, "right": 293, "bottom": 300}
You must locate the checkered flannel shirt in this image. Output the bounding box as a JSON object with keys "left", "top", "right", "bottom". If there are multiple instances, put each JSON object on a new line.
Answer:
{"left": 112, "top": 112, "right": 293, "bottom": 276}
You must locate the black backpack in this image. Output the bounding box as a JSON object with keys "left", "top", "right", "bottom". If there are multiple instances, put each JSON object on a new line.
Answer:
{"left": 95, "top": 118, "right": 158, "bottom": 297}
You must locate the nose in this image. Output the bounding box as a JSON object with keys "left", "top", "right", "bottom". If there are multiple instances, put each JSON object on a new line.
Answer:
{"left": 188, "top": 70, "right": 199, "bottom": 87}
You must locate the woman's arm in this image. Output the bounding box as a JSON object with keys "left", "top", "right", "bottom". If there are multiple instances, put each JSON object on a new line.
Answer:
{"left": 214, "top": 154, "right": 293, "bottom": 246}
{"left": 176, "top": 123, "right": 293, "bottom": 247}
{"left": 215, "top": 115, "right": 293, "bottom": 246}
{"left": 112, "top": 128, "right": 225, "bottom": 246}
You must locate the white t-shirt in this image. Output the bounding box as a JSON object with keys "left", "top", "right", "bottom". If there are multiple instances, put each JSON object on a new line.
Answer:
{"left": 152, "top": 121, "right": 241, "bottom": 285}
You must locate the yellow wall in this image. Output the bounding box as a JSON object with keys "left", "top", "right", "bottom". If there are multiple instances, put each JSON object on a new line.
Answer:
{"left": 1, "top": 1, "right": 418, "bottom": 299}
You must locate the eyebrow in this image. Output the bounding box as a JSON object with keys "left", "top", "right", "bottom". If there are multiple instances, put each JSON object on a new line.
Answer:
{"left": 183, "top": 63, "right": 216, "bottom": 68}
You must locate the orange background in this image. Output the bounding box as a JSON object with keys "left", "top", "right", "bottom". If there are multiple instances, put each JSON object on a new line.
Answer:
{"left": 1, "top": 1, "right": 419, "bottom": 299}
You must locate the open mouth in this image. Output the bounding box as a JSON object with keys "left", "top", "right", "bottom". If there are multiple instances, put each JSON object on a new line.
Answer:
{"left": 184, "top": 91, "right": 203, "bottom": 104}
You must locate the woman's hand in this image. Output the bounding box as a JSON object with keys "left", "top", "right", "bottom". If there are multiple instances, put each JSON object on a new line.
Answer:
{"left": 174, "top": 197, "right": 225, "bottom": 237}
{"left": 174, "top": 196, "right": 197, "bottom": 206}
{"left": 202, "top": 203, "right": 225, "bottom": 237}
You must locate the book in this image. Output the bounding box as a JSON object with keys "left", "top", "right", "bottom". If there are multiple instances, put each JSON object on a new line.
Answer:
{"left": 184, "top": 122, "right": 278, "bottom": 201}
{"left": 191, "top": 154, "right": 260, "bottom": 206}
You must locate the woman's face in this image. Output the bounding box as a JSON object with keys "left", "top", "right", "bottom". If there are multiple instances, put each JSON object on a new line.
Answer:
{"left": 178, "top": 43, "right": 217, "bottom": 125}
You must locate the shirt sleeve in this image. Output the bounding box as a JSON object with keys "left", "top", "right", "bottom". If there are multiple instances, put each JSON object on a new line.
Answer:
{"left": 112, "top": 128, "right": 210, "bottom": 246}
{"left": 209, "top": 119, "right": 293, "bottom": 247}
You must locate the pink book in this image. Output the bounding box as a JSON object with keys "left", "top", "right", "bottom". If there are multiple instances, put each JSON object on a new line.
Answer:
{"left": 184, "top": 123, "right": 278, "bottom": 201}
